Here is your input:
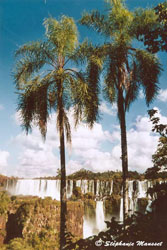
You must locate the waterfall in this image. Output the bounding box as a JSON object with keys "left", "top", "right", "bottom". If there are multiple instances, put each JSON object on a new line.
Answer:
{"left": 67, "top": 180, "right": 73, "bottom": 199}
{"left": 137, "top": 180, "right": 147, "bottom": 198}
{"left": 5, "top": 179, "right": 64, "bottom": 200}
{"left": 6, "top": 179, "right": 61, "bottom": 200}
{"left": 128, "top": 181, "right": 135, "bottom": 215}
{"left": 119, "top": 198, "right": 123, "bottom": 222}
{"left": 110, "top": 180, "right": 113, "bottom": 195}
{"left": 83, "top": 217, "right": 94, "bottom": 239}
{"left": 96, "top": 180, "right": 100, "bottom": 196}
{"left": 146, "top": 199, "right": 152, "bottom": 213}
{"left": 96, "top": 201, "right": 106, "bottom": 232}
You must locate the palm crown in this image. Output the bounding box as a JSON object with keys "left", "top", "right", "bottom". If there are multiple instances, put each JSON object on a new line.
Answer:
{"left": 14, "top": 16, "right": 88, "bottom": 142}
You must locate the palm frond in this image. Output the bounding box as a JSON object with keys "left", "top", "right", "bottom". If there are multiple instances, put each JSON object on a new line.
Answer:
{"left": 17, "top": 77, "right": 50, "bottom": 139}
{"left": 17, "top": 88, "right": 36, "bottom": 134}
{"left": 14, "top": 42, "right": 57, "bottom": 89}
{"left": 14, "top": 57, "right": 46, "bottom": 88}
{"left": 44, "top": 16, "right": 78, "bottom": 57}
{"left": 124, "top": 60, "right": 139, "bottom": 111}
{"left": 67, "top": 73, "right": 88, "bottom": 127}
{"left": 135, "top": 49, "right": 162, "bottom": 105}
{"left": 35, "top": 83, "right": 49, "bottom": 139}
{"left": 79, "top": 10, "right": 112, "bottom": 36}
{"left": 104, "top": 53, "right": 118, "bottom": 104}
{"left": 85, "top": 58, "right": 101, "bottom": 128}
{"left": 64, "top": 112, "right": 71, "bottom": 144}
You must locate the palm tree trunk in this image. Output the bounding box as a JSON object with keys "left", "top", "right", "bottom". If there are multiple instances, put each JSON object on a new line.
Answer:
{"left": 60, "top": 127, "right": 67, "bottom": 250}
{"left": 58, "top": 78, "right": 67, "bottom": 250}
{"left": 118, "top": 89, "right": 128, "bottom": 228}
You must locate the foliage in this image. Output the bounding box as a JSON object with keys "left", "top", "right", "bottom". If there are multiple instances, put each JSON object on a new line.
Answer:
{"left": 137, "top": 1, "right": 167, "bottom": 53}
{"left": 0, "top": 175, "right": 9, "bottom": 187}
{"left": 148, "top": 109, "right": 167, "bottom": 136}
{"left": 68, "top": 168, "right": 116, "bottom": 180}
{"left": 127, "top": 171, "right": 142, "bottom": 179}
{"left": 4, "top": 238, "right": 33, "bottom": 250}
{"left": 3, "top": 228, "right": 59, "bottom": 250}
{"left": 84, "top": 192, "right": 94, "bottom": 200}
{"left": 71, "top": 187, "right": 83, "bottom": 200}
{"left": 105, "top": 194, "right": 121, "bottom": 215}
{"left": 0, "top": 192, "right": 11, "bottom": 215}
{"left": 145, "top": 109, "right": 167, "bottom": 179}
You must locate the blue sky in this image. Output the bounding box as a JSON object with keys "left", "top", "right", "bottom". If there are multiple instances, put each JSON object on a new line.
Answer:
{"left": 0, "top": 0, "right": 167, "bottom": 177}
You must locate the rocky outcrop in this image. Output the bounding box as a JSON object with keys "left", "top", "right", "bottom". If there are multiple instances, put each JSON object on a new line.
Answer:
{"left": 1, "top": 196, "right": 83, "bottom": 244}
{"left": 0, "top": 215, "right": 6, "bottom": 245}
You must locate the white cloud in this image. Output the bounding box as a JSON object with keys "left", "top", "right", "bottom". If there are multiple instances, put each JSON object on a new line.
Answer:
{"left": 68, "top": 112, "right": 165, "bottom": 174}
{"left": 11, "top": 111, "right": 114, "bottom": 177}
{"left": 158, "top": 89, "right": 167, "bottom": 102}
{"left": 99, "top": 102, "right": 117, "bottom": 116}
{"left": 0, "top": 151, "right": 10, "bottom": 175}
{"left": 10, "top": 107, "right": 167, "bottom": 177}
{"left": 16, "top": 148, "right": 59, "bottom": 178}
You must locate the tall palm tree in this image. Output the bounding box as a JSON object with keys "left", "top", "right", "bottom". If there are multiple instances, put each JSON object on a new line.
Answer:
{"left": 13, "top": 16, "right": 90, "bottom": 249}
{"left": 80, "top": 0, "right": 161, "bottom": 226}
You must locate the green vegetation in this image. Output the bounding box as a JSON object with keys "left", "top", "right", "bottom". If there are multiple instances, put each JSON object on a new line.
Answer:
{"left": 68, "top": 168, "right": 143, "bottom": 180}
{"left": 105, "top": 194, "right": 121, "bottom": 215}
{"left": 145, "top": 109, "right": 167, "bottom": 179}
{"left": 137, "top": 198, "right": 149, "bottom": 214}
{"left": 0, "top": 192, "right": 11, "bottom": 216}
{"left": 70, "top": 186, "right": 83, "bottom": 201}
{"left": 3, "top": 229, "right": 59, "bottom": 250}
{"left": 0, "top": 193, "right": 83, "bottom": 249}
{"left": 137, "top": 1, "right": 167, "bottom": 53}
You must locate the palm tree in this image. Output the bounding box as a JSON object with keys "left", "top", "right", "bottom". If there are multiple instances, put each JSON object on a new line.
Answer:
{"left": 80, "top": 0, "right": 161, "bottom": 226}
{"left": 13, "top": 16, "right": 90, "bottom": 249}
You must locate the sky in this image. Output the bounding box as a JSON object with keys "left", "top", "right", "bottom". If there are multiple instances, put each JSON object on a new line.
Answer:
{"left": 0, "top": 0, "right": 167, "bottom": 178}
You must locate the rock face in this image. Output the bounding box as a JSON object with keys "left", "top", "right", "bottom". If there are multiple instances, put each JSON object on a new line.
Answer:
{"left": 2, "top": 197, "right": 83, "bottom": 244}
{"left": 0, "top": 215, "right": 6, "bottom": 245}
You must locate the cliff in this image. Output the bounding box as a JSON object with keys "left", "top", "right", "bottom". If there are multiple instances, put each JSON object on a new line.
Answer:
{"left": 0, "top": 194, "right": 83, "bottom": 248}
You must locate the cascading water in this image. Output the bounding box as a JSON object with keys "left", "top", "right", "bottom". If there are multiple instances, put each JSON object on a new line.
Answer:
{"left": 6, "top": 179, "right": 61, "bottom": 200}
{"left": 137, "top": 180, "right": 147, "bottom": 198}
{"left": 96, "top": 201, "right": 106, "bottom": 232}
{"left": 119, "top": 198, "right": 123, "bottom": 222}
{"left": 119, "top": 180, "right": 153, "bottom": 221}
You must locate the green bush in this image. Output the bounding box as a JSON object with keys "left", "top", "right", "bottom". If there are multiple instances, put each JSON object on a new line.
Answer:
{"left": 72, "top": 187, "right": 83, "bottom": 199}
{"left": 0, "top": 192, "right": 11, "bottom": 215}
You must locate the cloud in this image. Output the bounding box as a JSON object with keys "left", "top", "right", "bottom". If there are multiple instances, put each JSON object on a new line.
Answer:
{"left": 16, "top": 148, "right": 59, "bottom": 178}
{"left": 10, "top": 107, "right": 167, "bottom": 177}
{"left": 11, "top": 111, "right": 113, "bottom": 177}
{"left": 0, "top": 151, "right": 10, "bottom": 175}
{"left": 158, "top": 89, "right": 167, "bottom": 102}
{"left": 68, "top": 113, "right": 165, "bottom": 174}
{"left": 99, "top": 102, "right": 117, "bottom": 116}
